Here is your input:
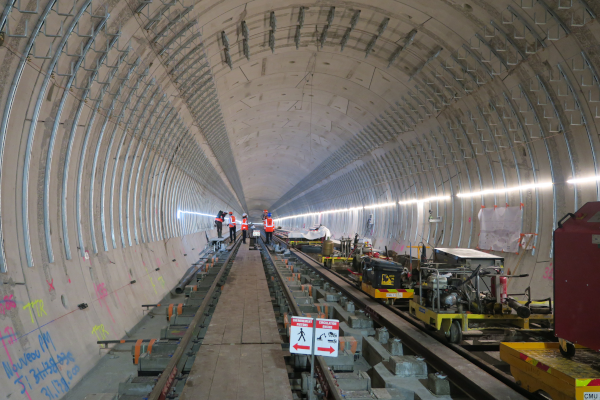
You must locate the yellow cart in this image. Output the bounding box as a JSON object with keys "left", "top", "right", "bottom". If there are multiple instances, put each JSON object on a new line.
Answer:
{"left": 500, "top": 342, "right": 600, "bottom": 400}
{"left": 408, "top": 300, "right": 554, "bottom": 343}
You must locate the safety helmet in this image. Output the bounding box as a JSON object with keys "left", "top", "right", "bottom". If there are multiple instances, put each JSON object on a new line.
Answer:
{"left": 229, "top": 211, "right": 233, "bottom": 215}
{"left": 267, "top": 212, "right": 272, "bottom": 217}
{"left": 243, "top": 213, "right": 247, "bottom": 217}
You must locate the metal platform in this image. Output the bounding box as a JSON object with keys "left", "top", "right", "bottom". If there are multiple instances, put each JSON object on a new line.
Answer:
{"left": 500, "top": 342, "right": 600, "bottom": 400}
{"left": 179, "top": 245, "right": 292, "bottom": 400}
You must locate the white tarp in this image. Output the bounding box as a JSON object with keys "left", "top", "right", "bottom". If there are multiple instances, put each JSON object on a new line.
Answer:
{"left": 478, "top": 207, "right": 523, "bottom": 253}
{"left": 288, "top": 226, "right": 331, "bottom": 240}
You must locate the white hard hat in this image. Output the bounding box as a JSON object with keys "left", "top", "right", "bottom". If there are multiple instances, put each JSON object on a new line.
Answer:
{"left": 243, "top": 213, "right": 247, "bottom": 217}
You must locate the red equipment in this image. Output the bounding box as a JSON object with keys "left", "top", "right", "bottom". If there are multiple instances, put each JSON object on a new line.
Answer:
{"left": 554, "top": 201, "right": 600, "bottom": 353}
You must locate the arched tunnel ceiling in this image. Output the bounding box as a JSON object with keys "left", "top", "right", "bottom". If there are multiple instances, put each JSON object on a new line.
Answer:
{"left": 172, "top": 0, "right": 600, "bottom": 217}
{"left": 0, "top": 0, "right": 599, "bottom": 266}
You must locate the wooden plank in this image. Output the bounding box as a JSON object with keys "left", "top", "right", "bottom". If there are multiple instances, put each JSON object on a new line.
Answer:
{"left": 180, "top": 345, "right": 221, "bottom": 400}
{"left": 262, "top": 344, "right": 294, "bottom": 400}
{"left": 208, "top": 344, "right": 241, "bottom": 399}
{"left": 238, "top": 345, "right": 265, "bottom": 400}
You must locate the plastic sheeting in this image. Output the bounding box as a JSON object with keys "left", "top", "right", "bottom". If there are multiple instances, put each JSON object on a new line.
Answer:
{"left": 478, "top": 207, "right": 523, "bottom": 253}
{"left": 287, "top": 225, "right": 331, "bottom": 240}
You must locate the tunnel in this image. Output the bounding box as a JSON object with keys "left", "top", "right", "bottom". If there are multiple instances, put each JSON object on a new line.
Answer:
{"left": 0, "top": 0, "right": 599, "bottom": 399}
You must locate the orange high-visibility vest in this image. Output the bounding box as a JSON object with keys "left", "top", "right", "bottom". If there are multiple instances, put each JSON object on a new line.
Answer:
{"left": 229, "top": 215, "right": 236, "bottom": 228}
{"left": 265, "top": 218, "right": 274, "bottom": 232}
{"left": 241, "top": 218, "right": 248, "bottom": 230}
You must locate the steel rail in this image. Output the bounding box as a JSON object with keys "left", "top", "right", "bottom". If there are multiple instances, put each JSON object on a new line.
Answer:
{"left": 259, "top": 237, "right": 343, "bottom": 400}
{"left": 148, "top": 236, "right": 241, "bottom": 400}
{"left": 279, "top": 240, "right": 529, "bottom": 400}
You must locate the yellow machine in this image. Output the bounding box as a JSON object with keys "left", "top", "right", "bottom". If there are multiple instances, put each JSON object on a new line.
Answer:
{"left": 409, "top": 300, "right": 553, "bottom": 343}
{"left": 360, "top": 257, "right": 414, "bottom": 302}
{"left": 500, "top": 342, "right": 600, "bottom": 400}
{"left": 410, "top": 248, "right": 553, "bottom": 343}
{"left": 290, "top": 240, "right": 323, "bottom": 246}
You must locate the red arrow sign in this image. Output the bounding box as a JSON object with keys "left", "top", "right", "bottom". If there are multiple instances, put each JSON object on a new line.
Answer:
{"left": 293, "top": 343, "right": 310, "bottom": 351}
{"left": 317, "top": 346, "right": 335, "bottom": 354}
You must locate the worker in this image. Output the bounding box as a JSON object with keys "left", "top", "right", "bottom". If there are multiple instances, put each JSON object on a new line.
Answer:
{"left": 262, "top": 209, "right": 268, "bottom": 221}
{"left": 241, "top": 213, "right": 248, "bottom": 243}
{"left": 214, "top": 210, "right": 224, "bottom": 238}
{"left": 264, "top": 212, "right": 274, "bottom": 244}
{"left": 226, "top": 211, "right": 236, "bottom": 242}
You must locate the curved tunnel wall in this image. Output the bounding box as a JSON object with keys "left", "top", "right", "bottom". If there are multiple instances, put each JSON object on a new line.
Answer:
{"left": 0, "top": 0, "right": 243, "bottom": 396}
{"left": 271, "top": 2, "right": 600, "bottom": 304}
{"left": 1, "top": 0, "right": 600, "bottom": 398}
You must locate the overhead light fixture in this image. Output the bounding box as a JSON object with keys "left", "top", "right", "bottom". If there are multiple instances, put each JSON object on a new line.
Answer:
{"left": 456, "top": 182, "right": 553, "bottom": 198}
{"left": 566, "top": 176, "right": 600, "bottom": 184}
{"left": 398, "top": 196, "right": 450, "bottom": 205}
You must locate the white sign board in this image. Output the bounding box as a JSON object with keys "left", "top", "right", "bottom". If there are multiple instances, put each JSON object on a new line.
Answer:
{"left": 290, "top": 317, "right": 313, "bottom": 355}
{"left": 290, "top": 317, "right": 339, "bottom": 357}
{"left": 315, "top": 319, "right": 339, "bottom": 357}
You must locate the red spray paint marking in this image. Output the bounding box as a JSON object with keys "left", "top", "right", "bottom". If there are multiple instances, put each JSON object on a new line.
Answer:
{"left": 468, "top": 217, "right": 472, "bottom": 223}
{"left": 46, "top": 279, "right": 55, "bottom": 292}
{"left": 95, "top": 283, "right": 116, "bottom": 323}
{"left": 67, "top": 276, "right": 71, "bottom": 283}
{"left": 1, "top": 327, "right": 32, "bottom": 400}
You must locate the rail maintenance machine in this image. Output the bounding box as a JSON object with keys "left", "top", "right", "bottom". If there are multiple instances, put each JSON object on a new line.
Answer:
{"left": 361, "top": 257, "right": 415, "bottom": 302}
{"left": 409, "top": 248, "right": 553, "bottom": 343}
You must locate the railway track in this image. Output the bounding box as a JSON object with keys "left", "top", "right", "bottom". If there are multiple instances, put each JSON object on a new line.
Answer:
{"left": 268, "top": 232, "right": 544, "bottom": 400}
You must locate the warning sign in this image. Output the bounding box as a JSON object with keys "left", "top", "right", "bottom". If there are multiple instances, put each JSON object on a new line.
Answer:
{"left": 381, "top": 274, "right": 394, "bottom": 286}
{"left": 289, "top": 316, "right": 313, "bottom": 355}
{"left": 314, "top": 319, "right": 339, "bottom": 357}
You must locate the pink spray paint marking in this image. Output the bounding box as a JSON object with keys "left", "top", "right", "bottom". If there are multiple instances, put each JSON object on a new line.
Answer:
{"left": 1, "top": 326, "right": 32, "bottom": 400}
{"left": 0, "top": 294, "right": 17, "bottom": 315}
{"left": 46, "top": 279, "right": 55, "bottom": 292}
{"left": 468, "top": 217, "right": 472, "bottom": 223}
{"left": 95, "top": 283, "right": 116, "bottom": 323}
{"left": 543, "top": 262, "right": 554, "bottom": 281}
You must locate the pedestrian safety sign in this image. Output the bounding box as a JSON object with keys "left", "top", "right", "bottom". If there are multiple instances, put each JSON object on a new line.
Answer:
{"left": 290, "top": 317, "right": 313, "bottom": 355}
{"left": 289, "top": 316, "right": 339, "bottom": 357}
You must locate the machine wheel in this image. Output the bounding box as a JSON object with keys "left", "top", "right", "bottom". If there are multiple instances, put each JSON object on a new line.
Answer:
{"left": 559, "top": 341, "right": 576, "bottom": 358}
{"left": 446, "top": 321, "right": 462, "bottom": 344}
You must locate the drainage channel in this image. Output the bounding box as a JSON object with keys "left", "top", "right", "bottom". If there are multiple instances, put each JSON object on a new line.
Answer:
{"left": 98, "top": 238, "right": 241, "bottom": 399}
{"left": 260, "top": 237, "right": 526, "bottom": 400}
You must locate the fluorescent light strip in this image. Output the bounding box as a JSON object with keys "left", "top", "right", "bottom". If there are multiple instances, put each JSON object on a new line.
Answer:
{"left": 364, "top": 202, "right": 396, "bottom": 209}
{"left": 456, "top": 182, "right": 553, "bottom": 198}
{"left": 398, "top": 196, "right": 450, "bottom": 205}
{"left": 566, "top": 175, "right": 600, "bottom": 184}
{"left": 177, "top": 210, "right": 215, "bottom": 219}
